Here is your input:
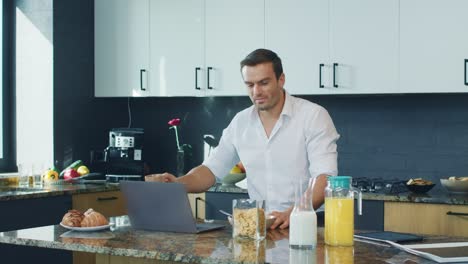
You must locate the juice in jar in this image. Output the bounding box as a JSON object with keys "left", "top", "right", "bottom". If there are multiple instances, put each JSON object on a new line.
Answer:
{"left": 324, "top": 197, "right": 354, "bottom": 246}
{"left": 325, "top": 245, "right": 354, "bottom": 264}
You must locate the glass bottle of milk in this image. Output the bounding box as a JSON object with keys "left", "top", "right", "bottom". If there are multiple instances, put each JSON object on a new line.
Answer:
{"left": 289, "top": 177, "right": 317, "bottom": 249}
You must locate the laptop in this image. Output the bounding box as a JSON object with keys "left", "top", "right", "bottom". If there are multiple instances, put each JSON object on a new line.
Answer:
{"left": 120, "top": 181, "right": 225, "bottom": 233}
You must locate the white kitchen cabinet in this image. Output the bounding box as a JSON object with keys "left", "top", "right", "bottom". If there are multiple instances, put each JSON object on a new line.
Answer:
{"left": 150, "top": 0, "right": 204, "bottom": 97}
{"left": 95, "top": 0, "right": 150, "bottom": 97}
{"left": 400, "top": 0, "right": 468, "bottom": 93}
{"left": 265, "top": 0, "right": 330, "bottom": 95}
{"left": 266, "top": 0, "right": 399, "bottom": 95}
{"left": 150, "top": 0, "right": 263, "bottom": 97}
{"left": 329, "top": 0, "right": 399, "bottom": 94}
{"left": 204, "top": 0, "right": 264, "bottom": 96}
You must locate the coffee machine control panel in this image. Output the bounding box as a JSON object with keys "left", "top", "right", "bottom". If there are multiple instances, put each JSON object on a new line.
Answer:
{"left": 115, "top": 136, "right": 134, "bottom": 148}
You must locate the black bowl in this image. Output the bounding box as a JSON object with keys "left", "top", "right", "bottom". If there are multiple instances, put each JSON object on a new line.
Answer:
{"left": 406, "top": 183, "right": 435, "bottom": 194}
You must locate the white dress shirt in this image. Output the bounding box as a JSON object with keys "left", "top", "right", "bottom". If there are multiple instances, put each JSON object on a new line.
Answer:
{"left": 203, "top": 92, "right": 340, "bottom": 212}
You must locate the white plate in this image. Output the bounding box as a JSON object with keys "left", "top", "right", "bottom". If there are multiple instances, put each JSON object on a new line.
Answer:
{"left": 60, "top": 222, "right": 112, "bottom": 231}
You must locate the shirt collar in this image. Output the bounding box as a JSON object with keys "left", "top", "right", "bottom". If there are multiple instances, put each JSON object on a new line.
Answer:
{"left": 280, "top": 90, "right": 293, "bottom": 118}
{"left": 248, "top": 90, "right": 293, "bottom": 119}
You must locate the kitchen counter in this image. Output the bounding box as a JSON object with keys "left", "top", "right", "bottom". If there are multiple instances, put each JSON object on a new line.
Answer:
{"left": 360, "top": 190, "right": 468, "bottom": 205}
{"left": 1, "top": 181, "right": 467, "bottom": 206}
{"left": 0, "top": 215, "right": 465, "bottom": 264}
{"left": 0, "top": 183, "right": 120, "bottom": 201}
{"left": 207, "top": 183, "right": 248, "bottom": 194}
{"left": 208, "top": 183, "right": 468, "bottom": 205}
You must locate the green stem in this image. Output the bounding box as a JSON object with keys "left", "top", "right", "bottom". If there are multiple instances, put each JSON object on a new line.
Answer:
{"left": 174, "top": 126, "right": 181, "bottom": 150}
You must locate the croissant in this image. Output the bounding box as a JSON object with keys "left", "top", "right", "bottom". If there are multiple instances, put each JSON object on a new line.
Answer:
{"left": 62, "top": 209, "right": 85, "bottom": 227}
{"left": 80, "top": 208, "right": 109, "bottom": 227}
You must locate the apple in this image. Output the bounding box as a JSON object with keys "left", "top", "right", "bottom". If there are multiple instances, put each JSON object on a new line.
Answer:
{"left": 63, "top": 169, "right": 80, "bottom": 180}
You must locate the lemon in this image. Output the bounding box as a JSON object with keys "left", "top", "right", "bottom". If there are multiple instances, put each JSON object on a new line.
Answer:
{"left": 230, "top": 166, "right": 242, "bottom": 174}
{"left": 77, "top": 165, "right": 90, "bottom": 176}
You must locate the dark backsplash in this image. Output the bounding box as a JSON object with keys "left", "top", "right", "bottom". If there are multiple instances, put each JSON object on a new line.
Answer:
{"left": 51, "top": 0, "right": 468, "bottom": 189}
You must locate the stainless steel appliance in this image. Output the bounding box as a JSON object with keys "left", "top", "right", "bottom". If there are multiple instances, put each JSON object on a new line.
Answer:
{"left": 104, "top": 128, "right": 144, "bottom": 183}
{"left": 352, "top": 177, "right": 408, "bottom": 194}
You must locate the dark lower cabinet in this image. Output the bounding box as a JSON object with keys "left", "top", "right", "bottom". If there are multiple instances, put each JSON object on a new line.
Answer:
{"left": 205, "top": 192, "right": 249, "bottom": 220}
{"left": 355, "top": 200, "right": 384, "bottom": 231}
{"left": 206, "top": 192, "right": 384, "bottom": 232}
{"left": 0, "top": 195, "right": 73, "bottom": 264}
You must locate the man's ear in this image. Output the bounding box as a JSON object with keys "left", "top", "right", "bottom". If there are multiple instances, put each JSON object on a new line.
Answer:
{"left": 279, "top": 73, "right": 285, "bottom": 88}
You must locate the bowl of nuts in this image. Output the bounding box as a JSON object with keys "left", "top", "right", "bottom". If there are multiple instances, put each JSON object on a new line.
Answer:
{"left": 440, "top": 177, "right": 468, "bottom": 193}
{"left": 406, "top": 178, "right": 435, "bottom": 194}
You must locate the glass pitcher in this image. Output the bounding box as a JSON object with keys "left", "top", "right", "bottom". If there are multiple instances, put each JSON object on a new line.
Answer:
{"left": 289, "top": 177, "right": 317, "bottom": 249}
{"left": 324, "top": 176, "right": 362, "bottom": 246}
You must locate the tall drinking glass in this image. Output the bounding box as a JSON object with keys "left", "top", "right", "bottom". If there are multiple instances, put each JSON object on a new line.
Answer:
{"left": 17, "top": 163, "right": 30, "bottom": 188}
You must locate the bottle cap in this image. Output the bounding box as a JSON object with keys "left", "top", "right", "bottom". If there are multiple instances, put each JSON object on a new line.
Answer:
{"left": 328, "top": 176, "right": 352, "bottom": 189}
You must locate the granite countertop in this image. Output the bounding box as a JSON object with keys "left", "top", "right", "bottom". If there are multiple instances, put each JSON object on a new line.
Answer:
{"left": 0, "top": 215, "right": 465, "bottom": 264}
{"left": 208, "top": 183, "right": 468, "bottom": 205}
{"left": 0, "top": 183, "right": 120, "bottom": 201}
{"left": 208, "top": 183, "right": 248, "bottom": 194}
{"left": 1, "top": 181, "right": 467, "bottom": 206}
{"left": 360, "top": 190, "right": 468, "bottom": 205}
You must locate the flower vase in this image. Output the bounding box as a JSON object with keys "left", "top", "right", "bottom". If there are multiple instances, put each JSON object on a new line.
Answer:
{"left": 176, "top": 149, "right": 185, "bottom": 176}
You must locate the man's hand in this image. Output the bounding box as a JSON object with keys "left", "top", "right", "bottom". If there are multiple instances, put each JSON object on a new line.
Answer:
{"left": 145, "top": 173, "right": 177, "bottom": 183}
{"left": 269, "top": 206, "right": 293, "bottom": 229}
{"left": 267, "top": 228, "right": 289, "bottom": 241}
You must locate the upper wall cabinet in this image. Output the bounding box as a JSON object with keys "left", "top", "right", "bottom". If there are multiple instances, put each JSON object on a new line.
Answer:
{"left": 150, "top": 0, "right": 264, "bottom": 97}
{"left": 150, "top": 0, "right": 204, "bottom": 97}
{"left": 400, "top": 0, "right": 468, "bottom": 93}
{"left": 95, "top": 0, "right": 150, "bottom": 97}
{"left": 266, "top": 0, "right": 399, "bottom": 95}
{"left": 265, "top": 0, "right": 330, "bottom": 95}
{"left": 204, "top": 0, "right": 264, "bottom": 96}
{"left": 329, "top": 0, "right": 399, "bottom": 94}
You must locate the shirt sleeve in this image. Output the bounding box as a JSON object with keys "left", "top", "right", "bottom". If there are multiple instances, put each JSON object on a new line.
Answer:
{"left": 305, "top": 106, "right": 340, "bottom": 178}
{"left": 202, "top": 117, "right": 240, "bottom": 181}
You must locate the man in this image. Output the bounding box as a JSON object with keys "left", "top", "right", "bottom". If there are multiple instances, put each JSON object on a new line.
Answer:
{"left": 146, "top": 49, "right": 339, "bottom": 229}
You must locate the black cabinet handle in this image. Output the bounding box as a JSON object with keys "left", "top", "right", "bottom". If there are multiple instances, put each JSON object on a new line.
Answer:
{"left": 195, "top": 197, "right": 205, "bottom": 219}
{"left": 333, "top": 63, "right": 338, "bottom": 88}
{"left": 447, "top": 211, "right": 468, "bottom": 216}
{"left": 207, "top": 67, "right": 213, "bottom": 90}
{"left": 319, "top": 63, "right": 324, "bottom": 88}
{"left": 97, "top": 196, "right": 118, "bottom": 201}
{"left": 140, "top": 69, "right": 146, "bottom": 91}
{"left": 195, "top": 67, "right": 201, "bottom": 90}
{"left": 464, "top": 59, "right": 468, "bottom": 86}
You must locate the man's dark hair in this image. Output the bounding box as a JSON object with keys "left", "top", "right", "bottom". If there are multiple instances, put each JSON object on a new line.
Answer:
{"left": 240, "top": 49, "right": 283, "bottom": 80}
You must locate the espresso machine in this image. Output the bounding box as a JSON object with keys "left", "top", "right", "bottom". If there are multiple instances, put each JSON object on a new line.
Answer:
{"left": 104, "top": 128, "right": 145, "bottom": 183}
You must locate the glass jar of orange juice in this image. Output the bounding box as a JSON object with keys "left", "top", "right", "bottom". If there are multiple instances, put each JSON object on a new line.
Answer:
{"left": 324, "top": 176, "right": 362, "bottom": 246}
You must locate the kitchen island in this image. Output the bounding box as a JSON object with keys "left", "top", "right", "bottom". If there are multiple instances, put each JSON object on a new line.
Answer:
{"left": 0, "top": 183, "right": 124, "bottom": 264}
{"left": 0, "top": 215, "right": 465, "bottom": 264}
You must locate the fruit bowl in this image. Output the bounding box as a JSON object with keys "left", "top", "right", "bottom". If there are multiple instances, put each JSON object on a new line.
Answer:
{"left": 440, "top": 178, "right": 468, "bottom": 193}
{"left": 406, "top": 183, "right": 435, "bottom": 194}
{"left": 222, "top": 173, "right": 246, "bottom": 186}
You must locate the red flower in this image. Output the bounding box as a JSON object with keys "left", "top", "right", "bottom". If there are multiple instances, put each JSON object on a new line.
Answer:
{"left": 168, "top": 118, "right": 181, "bottom": 126}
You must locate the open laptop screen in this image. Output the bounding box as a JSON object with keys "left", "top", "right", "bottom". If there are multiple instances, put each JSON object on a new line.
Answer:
{"left": 120, "top": 181, "right": 224, "bottom": 233}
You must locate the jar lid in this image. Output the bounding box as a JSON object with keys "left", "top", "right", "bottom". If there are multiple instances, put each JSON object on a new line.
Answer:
{"left": 328, "top": 176, "right": 352, "bottom": 188}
